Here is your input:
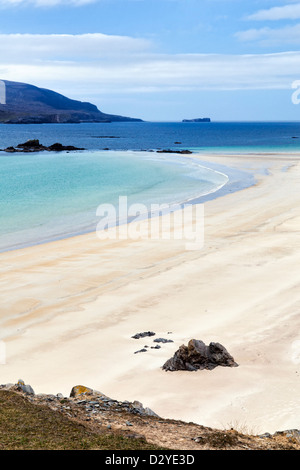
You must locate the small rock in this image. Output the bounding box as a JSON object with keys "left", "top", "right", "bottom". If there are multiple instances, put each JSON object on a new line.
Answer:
{"left": 132, "top": 331, "right": 156, "bottom": 339}
{"left": 274, "top": 429, "right": 300, "bottom": 442}
{"left": 70, "top": 385, "right": 94, "bottom": 398}
{"left": 259, "top": 433, "right": 272, "bottom": 439}
{"left": 154, "top": 338, "right": 173, "bottom": 344}
{"left": 144, "top": 407, "right": 160, "bottom": 417}
{"left": 193, "top": 436, "right": 205, "bottom": 443}
{"left": 134, "top": 348, "right": 147, "bottom": 354}
{"left": 16, "top": 379, "right": 35, "bottom": 395}
{"left": 1, "top": 383, "right": 15, "bottom": 390}
{"left": 133, "top": 400, "right": 144, "bottom": 409}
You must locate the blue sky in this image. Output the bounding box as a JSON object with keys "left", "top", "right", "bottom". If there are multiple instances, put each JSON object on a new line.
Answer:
{"left": 1, "top": 0, "right": 300, "bottom": 121}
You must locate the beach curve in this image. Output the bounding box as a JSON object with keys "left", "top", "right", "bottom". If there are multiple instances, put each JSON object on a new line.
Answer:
{"left": 0, "top": 151, "right": 299, "bottom": 435}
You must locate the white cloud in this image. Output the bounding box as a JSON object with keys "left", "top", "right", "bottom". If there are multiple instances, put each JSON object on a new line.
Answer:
{"left": 247, "top": 3, "right": 300, "bottom": 21}
{"left": 0, "top": 0, "right": 96, "bottom": 7}
{"left": 236, "top": 22, "right": 300, "bottom": 46}
{"left": 0, "top": 33, "right": 300, "bottom": 101}
{"left": 0, "top": 33, "right": 151, "bottom": 60}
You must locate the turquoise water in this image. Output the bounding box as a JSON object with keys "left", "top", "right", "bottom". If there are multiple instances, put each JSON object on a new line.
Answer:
{"left": 0, "top": 150, "right": 228, "bottom": 251}
{"left": 1, "top": 120, "right": 298, "bottom": 252}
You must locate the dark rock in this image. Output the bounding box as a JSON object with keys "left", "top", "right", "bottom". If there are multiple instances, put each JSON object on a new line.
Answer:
{"left": 4, "top": 140, "right": 84, "bottom": 153}
{"left": 134, "top": 348, "right": 147, "bottom": 354}
{"left": 153, "top": 338, "right": 174, "bottom": 344}
{"left": 162, "top": 339, "right": 238, "bottom": 372}
{"left": 92, "top": 136, "right": 120, "bottom": 139}
{"left": 156, "top": 149, "right": 193, "bottom": 154}
{"left": 182, "top": 118, "right": 211, "bottom": 123}
{"left": 16, "top": 139, "right": 44, "bottom": 149}
{"left": 132, "top": 331, "right": 156, "bottom": 339}
{"left": 47, "top": 142, "right": 84, "bottom": 151}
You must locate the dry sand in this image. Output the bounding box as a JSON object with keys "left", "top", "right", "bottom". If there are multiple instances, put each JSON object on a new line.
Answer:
{"left": 0, "top": 152, "right": 299, "bottom": 435}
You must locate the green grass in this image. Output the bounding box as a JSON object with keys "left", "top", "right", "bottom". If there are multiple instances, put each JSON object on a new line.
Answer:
{"left": 0, "top": 390, "right": 165, "bottom": 450}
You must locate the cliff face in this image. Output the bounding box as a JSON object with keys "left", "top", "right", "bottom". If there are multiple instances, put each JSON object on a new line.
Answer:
{"left": 0, "top": 80, "right": 142, "bottom": 123}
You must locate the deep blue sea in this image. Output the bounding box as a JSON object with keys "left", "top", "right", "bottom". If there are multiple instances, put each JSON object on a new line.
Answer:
{"left": 0, "top": 121, "right": 299, "bottom": 251}
{"left": 1, "top": 121, "right": 300, "bottom": 153}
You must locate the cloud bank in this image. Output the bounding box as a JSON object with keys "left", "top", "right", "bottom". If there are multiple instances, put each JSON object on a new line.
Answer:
{"left": 0, "top": 0, "right": 96, "bottom": 6}
{"left": 247, "top": 3, "right": 300, "bottom": 21}
{"left": 0, "top": 33, "right": 299, "bottom": 98}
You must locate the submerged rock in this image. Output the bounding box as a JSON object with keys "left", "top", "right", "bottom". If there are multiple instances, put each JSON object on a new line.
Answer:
{"left": 162, "top": 339, "right": 238, "bottom": 372}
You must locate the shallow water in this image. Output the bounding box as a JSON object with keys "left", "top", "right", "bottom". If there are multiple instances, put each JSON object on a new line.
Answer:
{"left": 0, "top": 150, "right": 230, "bottom": 251}
{"left": 1, "top": 120, "right": 297, "bottom": 252}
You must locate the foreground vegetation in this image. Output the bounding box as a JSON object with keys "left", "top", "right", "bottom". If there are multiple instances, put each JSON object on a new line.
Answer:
{"left": 0, "top": 390, "right": 164, "bottom": 451}
{"left": 0, "top": 388, "right": 299, "bottom": 451}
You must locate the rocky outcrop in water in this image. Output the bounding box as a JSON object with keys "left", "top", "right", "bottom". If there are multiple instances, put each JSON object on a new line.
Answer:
{"left": 156, "top": 149, "right": 193, "bottom": 154}
{"left": 2, "top": 139, "right": 84, "bottom": 152}
{"left": 162, "top": 339, "right": 238, "bottom": 372}
{"left": 182, "top": 118, "right": 211, "bottom": 123}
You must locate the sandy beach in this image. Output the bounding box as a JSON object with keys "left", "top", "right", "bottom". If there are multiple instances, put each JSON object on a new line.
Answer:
{"left": 0, "top": 152, "right": 299, "bottom": 436}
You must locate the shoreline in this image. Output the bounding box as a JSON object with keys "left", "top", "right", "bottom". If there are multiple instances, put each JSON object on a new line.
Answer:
{"left": 0, "top": 151, "right": 299, "bottom": 435}
{"left": 0, "top": 150, "right": 251, "bottom": 254}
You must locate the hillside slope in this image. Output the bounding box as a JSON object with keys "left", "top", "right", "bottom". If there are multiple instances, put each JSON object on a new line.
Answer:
{"left": 0, "top": 383, "right": 299, "bottom": 451}
{"left": 0, "top": 80, "right": 142, "bottom": 123}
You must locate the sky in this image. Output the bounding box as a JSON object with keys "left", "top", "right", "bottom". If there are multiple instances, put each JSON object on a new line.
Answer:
{"left": 1, "top": 0, "right": 300, "bottom": 121}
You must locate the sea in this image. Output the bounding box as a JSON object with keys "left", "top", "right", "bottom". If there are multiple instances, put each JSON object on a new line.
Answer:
{"left": 0, "top": 121, "right": 299, "bottom": 252}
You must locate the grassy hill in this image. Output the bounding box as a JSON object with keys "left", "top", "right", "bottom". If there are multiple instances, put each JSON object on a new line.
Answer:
{"left": 0, "top": 384, "right": 299, "bottom": 451}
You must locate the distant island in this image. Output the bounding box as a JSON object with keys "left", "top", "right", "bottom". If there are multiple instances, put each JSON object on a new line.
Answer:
{"left": 182, "top": 118, "right": 211, "bottom": 123}
{"left": 0, "top": 80, "right": 143, "bottom": 124}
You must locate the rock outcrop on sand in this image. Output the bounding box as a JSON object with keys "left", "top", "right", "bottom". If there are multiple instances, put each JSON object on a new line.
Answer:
{"left": 2, "top": 139, "right": 84, "bottom": 152}
{"left": 162, "top": 339, "right": 238, "bottom": 372}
